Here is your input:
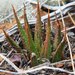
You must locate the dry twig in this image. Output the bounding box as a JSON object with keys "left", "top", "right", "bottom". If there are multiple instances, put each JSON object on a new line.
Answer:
{"left": 0, "top": 54, "right": 20, "bottom": 72}
{"left": 58, "top": 0, "right": 75, "bottom": 74}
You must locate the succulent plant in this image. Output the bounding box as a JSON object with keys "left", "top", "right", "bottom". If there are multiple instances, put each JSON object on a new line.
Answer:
{"left": 3, "top": 2, "right": 66, "bottom": 67}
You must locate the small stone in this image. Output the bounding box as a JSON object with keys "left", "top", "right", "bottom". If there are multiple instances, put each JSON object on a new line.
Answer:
{"left": 67, "top": 32, "right": 74, "bottom": 36}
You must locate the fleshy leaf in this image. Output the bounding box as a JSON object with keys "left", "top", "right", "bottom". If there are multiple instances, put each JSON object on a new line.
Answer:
{"left": 52, "top": 37, "right": 66, "bottom": 62}
{"left": 34, "top": 2, "right": 42, "bottom": 56}
{"left": 12, "top": 5, "right": 29, "bottom": 50}
{"left": 3, "top": 29, "right": 21, "bottom": 53}
{"left": 24, "top": 4, "right": 36, "bottom": 52}
{"left": 54, "top": 16, "right": 62, "bottom": 49}
{"left": 41, "top": 10, "right": 51, "bottom": 59}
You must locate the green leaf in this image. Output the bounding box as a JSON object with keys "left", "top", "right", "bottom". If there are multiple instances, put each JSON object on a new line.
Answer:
{"left": 34, "top": 2, "right": 42, "bottom": 56}
{"left": 54, "top": 18, "right": 62, "bottom": 49}
{"left": 3, "top": 29, "right": 21, "bottom": 53}
{"left": 23, "top": 4, "right": 36, "bottom": 52}
{"left": 40, "top": 10, "right": 52, "bottom": 59}
{"left": 52, "top": 38, "right": 66, "bottom": 62}
{"left": 12, "top": 6, "right": 29, "bottom": 50}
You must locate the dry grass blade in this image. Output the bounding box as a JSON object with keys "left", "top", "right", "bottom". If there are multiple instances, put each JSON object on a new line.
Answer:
{"left": 0, "top": 54, "right": 20, "bottom": 72}
{"left": 62, "top": 26, "right": 75, "bottom": 32}
{"left": 0, "top": 65, "right": 74, "bottom": 74}
{"left": 52, "top": 38, "right": 66, "bottom": 62}
{"left": 66, "top": 34, "right": 75, "bottom": 74}
{"left": 61, "top": 1, "right": 75, "bottom": 25}
{"left": 58, "top": 0, "right": 75, "bottom": 74}
{"left": 68, "top": 12, "right": 75, "bottom": 25}
{"left": 0, "top": 49, "right": 13, "bottom": 66}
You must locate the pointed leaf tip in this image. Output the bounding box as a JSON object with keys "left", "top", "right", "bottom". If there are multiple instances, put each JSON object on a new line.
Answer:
{"left": 3, "top": 29, "right": 21, "bottom": 53}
